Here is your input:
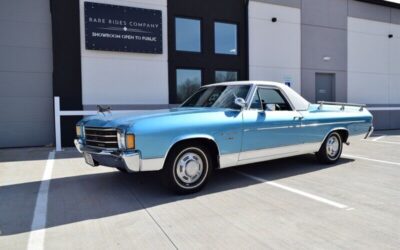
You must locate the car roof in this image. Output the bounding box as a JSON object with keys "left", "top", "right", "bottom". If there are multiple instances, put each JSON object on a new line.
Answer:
{"left": 205, "top": 80, "right": 285, "bottom": 88}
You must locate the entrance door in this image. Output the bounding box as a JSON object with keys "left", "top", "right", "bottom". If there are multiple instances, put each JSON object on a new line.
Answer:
{"left": 315, "top": 73, "right": 335, "bottom": 102}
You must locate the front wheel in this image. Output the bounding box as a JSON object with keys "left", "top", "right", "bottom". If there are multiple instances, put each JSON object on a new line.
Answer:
{"left": 316, "top": 132, "right": 343, "bottom": 164}
{"left": 163, "top": 143, "right": 213, "bottom": 194}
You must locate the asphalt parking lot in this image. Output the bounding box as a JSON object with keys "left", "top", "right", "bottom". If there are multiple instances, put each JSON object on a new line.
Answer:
{"left": 0, "top": 131, "right": 399, "bottom": 249}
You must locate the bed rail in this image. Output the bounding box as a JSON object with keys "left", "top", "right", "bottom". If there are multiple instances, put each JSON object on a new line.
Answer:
{"left": 317, "top": 101, "right": 366, "bottom": 111}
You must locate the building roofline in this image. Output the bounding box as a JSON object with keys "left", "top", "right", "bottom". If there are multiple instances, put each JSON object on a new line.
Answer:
{"left": 356, "top": 0, "right": 400, "bottom": 9}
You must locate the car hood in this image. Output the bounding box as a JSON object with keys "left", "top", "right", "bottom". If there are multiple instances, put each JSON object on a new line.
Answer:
{"left": 80, "top": 107, "right": 227, "bottom": 128}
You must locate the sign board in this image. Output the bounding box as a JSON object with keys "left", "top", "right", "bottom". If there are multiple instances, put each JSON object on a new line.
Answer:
{"left": 84, "top": 2, "right": 162, "bottom": 53}
{"left": 284, "top": 76, "right": 292, "bottom": 87}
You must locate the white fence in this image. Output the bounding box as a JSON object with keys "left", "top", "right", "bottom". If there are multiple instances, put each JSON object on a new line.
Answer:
{"left": 54, "top": 96, "right": 143, "bottom": 151}
{"left": 54, "top": 96, "right": 400, "bottom": 151}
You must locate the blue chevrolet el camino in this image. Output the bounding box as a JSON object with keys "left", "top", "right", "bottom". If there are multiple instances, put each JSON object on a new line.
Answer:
{"left": 75, "top": 81, "right": 373, "bottom": 193}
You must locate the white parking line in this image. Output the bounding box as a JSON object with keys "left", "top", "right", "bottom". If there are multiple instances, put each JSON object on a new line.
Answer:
{"left": 369, "top": 140, "right": 400, "bottom": 145}
{"left": 235, "top": 170, "right": 349, "bottom": 209}
{"left": 343, "top": 154, "right": 400, "bottom": 166}
{"left": 27, "top": 151, "right": 55, "bottom": 250}
{"left": 371, "top": 135, "right": 386, "bottom": 141}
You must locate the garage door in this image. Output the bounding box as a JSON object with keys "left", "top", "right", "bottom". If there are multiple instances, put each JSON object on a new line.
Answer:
{"left": 0, "top": 0, "right": 53, "bottom": 148}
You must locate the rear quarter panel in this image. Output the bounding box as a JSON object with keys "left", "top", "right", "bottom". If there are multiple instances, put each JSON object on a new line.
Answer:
{"left": 300, "top": 104, "right": 373, "bottom": 147}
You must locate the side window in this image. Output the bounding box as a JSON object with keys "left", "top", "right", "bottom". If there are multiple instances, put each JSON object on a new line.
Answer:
{"left": 251, "top": 88, "right": 292, "bottom": 111}
{"left": 250, "top": 90, "right": 262, "bottom": 109}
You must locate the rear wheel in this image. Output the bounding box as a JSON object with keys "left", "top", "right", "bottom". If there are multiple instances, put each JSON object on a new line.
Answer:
{"left": 316, "top": 132, "right": 343, "bottom": 164}
{"left": 163, "top": 142, "right": 213, "bottom": 194}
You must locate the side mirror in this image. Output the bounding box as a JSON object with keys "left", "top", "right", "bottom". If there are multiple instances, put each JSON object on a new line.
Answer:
{"left": 234, "top": 97, "right": 247, "bottom": 109}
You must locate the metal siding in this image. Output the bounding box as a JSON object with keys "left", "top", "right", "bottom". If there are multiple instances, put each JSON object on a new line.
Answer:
{"left": 390, "top": 111, "right": 400, "bottom": 129}
{"left": 301, "top": 25, "right": 347, "bottom": 72}
{"left": 300, "top": 0, "right": 347, "bottom": 103}
{"left": 391, "top": 8, "right": 400, "bottom": 25}
{"left": 0, "top": 21, "right": 52, "bottom": 49}
{"left": 0, "top": 97, "right": 53, "bottom": 123}
{"left": 0, "top": 0, "right": 53, "bottom": 148}
{"left": 370, "top": 111, "right": 390, "bottom": 130}
{"left": 0, "top": 0, "right": 51, "bottom": 24}
{"left": 349, "top": 0, "right": 391, "bottom": 22}
{"left": 0, "top": 72, "right": 52, "bottom": 98}
{"left": 248, "top": 2, "right": 301, "bottom": 93}
{"left": 346, "top": 2, "right": 400, "bottom": 130}
{"left": 0, "top": 122, "right": 54, "bottom": 148}
{"left": 301, "top": 0, "right": 347, "bottom": 29}
{"left": 250, "top": 0, "right": 301, "bottom": 9}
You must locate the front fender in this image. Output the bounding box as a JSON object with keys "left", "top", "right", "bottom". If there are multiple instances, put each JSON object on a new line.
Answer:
{"left": 164, "top": 133, "right": 221, "bottom": 159}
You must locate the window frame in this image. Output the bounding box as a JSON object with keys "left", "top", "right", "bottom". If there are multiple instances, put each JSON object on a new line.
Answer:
{"left": 213, "top": 20, "right": 239, "bottom": 56}
{"left": 249, "top": 86, "right": 295, "bottom": 111}
{"left": 175, "top": 16, "right": 202, "bottom": 53}
{"left": 214, "top": 69, "right": 239, "bottom": 83}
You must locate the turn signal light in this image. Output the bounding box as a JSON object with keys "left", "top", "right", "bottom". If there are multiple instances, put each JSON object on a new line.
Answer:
{"left": 126, "top": 134, "right": 135, "bottom": 149}
{"left": 76, "top": 126, "right": 82, "bottom": 137}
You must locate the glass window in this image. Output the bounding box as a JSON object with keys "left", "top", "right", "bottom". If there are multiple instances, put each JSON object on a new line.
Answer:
{"left": 176, "top": 69, "right": 202, "bottom": 102}
{"left": 182, "top": 85, "right": 250, "bottom": 109}
{"left": 215, "top": 70, "right": 238, "bottom": 83}
{"left": 250, "top": 88, "right": 292, "bottom": 111}
{"left": 215, "top": 22, "right": 238, "bottom": 55}
{"left": 175, "top": 17, "right": 201, "bottom": 52}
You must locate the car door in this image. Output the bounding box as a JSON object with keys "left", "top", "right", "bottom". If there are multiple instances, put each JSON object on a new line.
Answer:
{"left": 239, "top": 86, "right": 304, "bottom": 162}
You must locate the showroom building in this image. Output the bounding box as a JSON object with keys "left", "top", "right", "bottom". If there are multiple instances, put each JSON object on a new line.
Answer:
{"left": 0, "top": 0, "right": 399, "bottom": 148}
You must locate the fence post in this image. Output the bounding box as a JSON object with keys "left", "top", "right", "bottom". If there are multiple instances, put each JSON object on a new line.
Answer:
{"left": 54, "top": 96, "right": 62, "bottom": 152}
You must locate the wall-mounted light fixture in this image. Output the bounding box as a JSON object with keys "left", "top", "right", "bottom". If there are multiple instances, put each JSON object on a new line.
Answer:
{"left": 323, "top": 56, "right": 331, "bottom": 61}
{"left": 271, "top": 17, "right": 277, "bottom": 23}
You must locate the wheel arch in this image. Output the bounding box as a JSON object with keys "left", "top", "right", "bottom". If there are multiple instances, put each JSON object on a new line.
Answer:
{"left": 162, "top": 134, "right": 221, "bottom": 169}
{"left": 322, "top": 127, "right": 349, "bottom": 144}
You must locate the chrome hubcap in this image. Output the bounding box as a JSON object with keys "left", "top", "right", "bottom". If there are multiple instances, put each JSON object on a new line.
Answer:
{"left": 176, "top": 152, "right": 204, "bottom": 184}
{"left": 326, "top": 136, "right": 340, "bottom": 158}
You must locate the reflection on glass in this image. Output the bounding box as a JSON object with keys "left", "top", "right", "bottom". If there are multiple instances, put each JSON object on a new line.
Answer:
{"left": 176, "top": 69, "right": 202, "bottom": 102}
{"left": 215, "top": 71, "right": 238, "bottom": 83}
{"left": 175, "top": 18, "right": 201, "bottom": 52}
{"left": 215, "top": 22, "right": 237, "bottom": 55}
{"left": 182, "top": 85, "right": 250, "bottom": 109}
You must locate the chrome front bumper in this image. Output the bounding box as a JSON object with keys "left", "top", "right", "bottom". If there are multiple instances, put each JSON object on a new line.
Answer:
{"left": 74, "top": 139, "right": 141, "bottom": 172}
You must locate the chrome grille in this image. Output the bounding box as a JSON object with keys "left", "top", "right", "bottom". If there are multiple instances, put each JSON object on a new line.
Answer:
{"left": 84, "top": 127, "right": 118, "bottom": 150}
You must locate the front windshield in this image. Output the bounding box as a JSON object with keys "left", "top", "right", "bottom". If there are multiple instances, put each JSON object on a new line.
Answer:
{"left": 181, "top": 85, "right": 250, "bottom": 109}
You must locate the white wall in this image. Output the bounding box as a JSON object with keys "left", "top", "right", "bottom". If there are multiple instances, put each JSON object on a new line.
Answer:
{"left": 248, "top": 1, "right": 301, "bottom": 93}
{"left": 348, "top": 17, "right": 400, "bottom": 104}
{"left": 389, "top": 23, "right": 400, "bottom": 104}
{"left": 79, "top": 0, "right": 168, "bottom": 106}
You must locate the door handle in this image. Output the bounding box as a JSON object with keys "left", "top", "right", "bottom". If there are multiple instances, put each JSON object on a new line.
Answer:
{"left": 293, "top": 116, "right": 303, "bottom": 120}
